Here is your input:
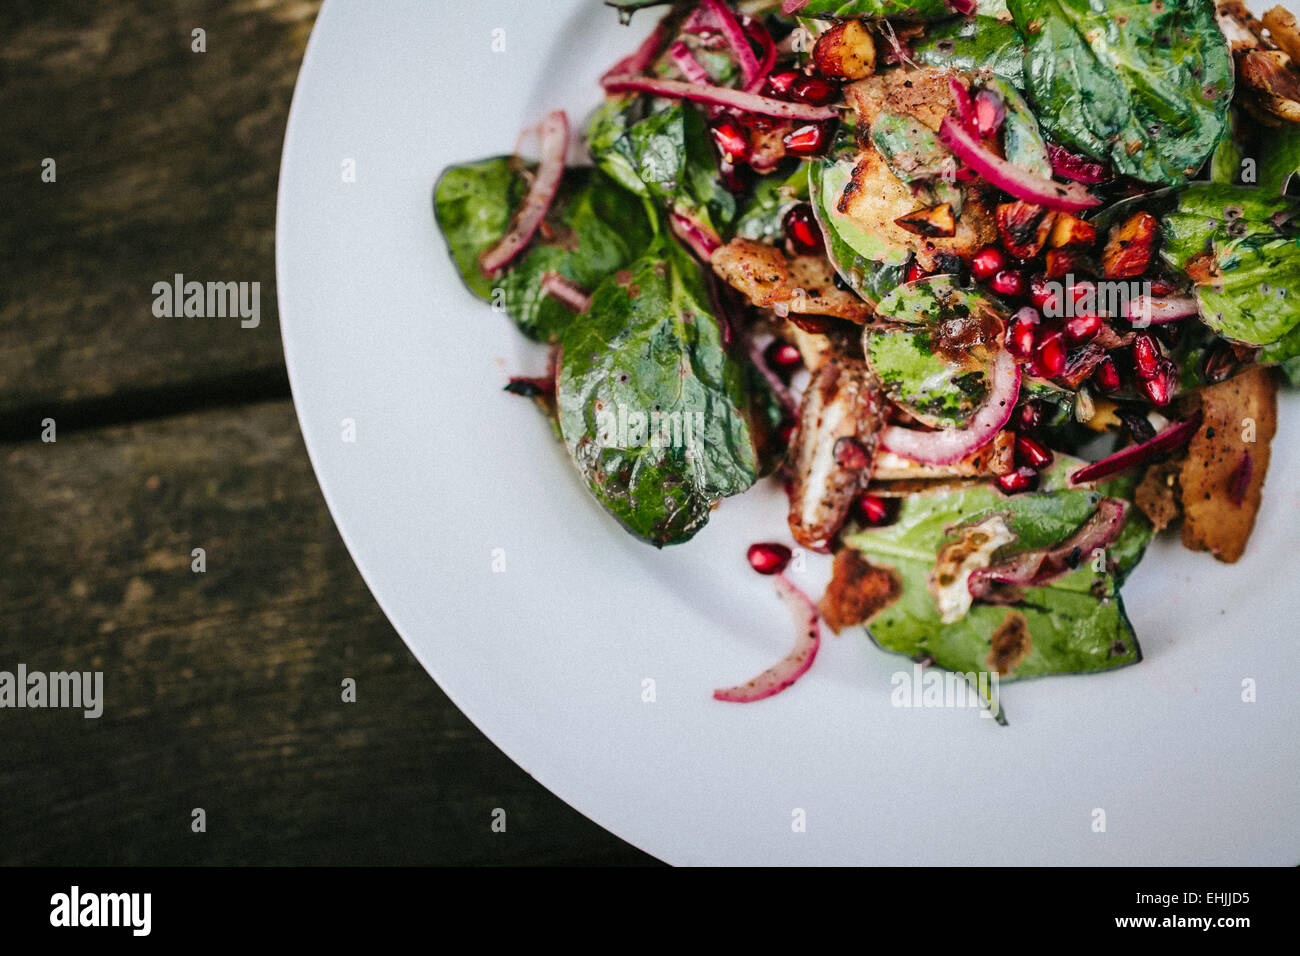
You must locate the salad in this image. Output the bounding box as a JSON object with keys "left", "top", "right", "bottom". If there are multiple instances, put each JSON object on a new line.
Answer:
{"left": 435, "top": 0, "right": 1299, "bottom": 719}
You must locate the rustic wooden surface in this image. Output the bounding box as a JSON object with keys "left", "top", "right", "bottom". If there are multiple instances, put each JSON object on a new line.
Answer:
{"left": 0, "top": 0, "right": 657, "bottom": 866}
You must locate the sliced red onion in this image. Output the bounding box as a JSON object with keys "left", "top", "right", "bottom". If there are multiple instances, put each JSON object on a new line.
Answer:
{"left": 744, "top": 334, "right": 798, "bottom": 419}
{"left": 602, "top": 17, "right": 669, "bottom": 81}
{"left": 973, "top": 89, "right": 1005, "bottom": 138}
{"left": 713, "top": 573, "right": 820, "bottom": 703}
{"left": 741, "top": 14, "right": 778, "bottom": 94}
{"left": 668, "top": 40, "right": 712, "bottom": 86}
{"left": 780, "top": 0, "right": 811, "bottom": 14}
{"left": 1122, "top": 295, "right": 1199, "bottom": 325}
{"left": 879, "top": 350, "right": 1021, "bottom": 466}
{"left": 968, "top": 498, "right": 1130, "bottom": 600}
{"left": 701, "top": 0, "right": 761, "bottom": 90}
{"left": 948, "top": 77, "right": 976, "bottom": 135}
{"left": 669, "top": 208, "right": 722, "bottom": 260}
{"left": 602, "top": 73, "right": 837, "bottom": 121}
{"left": 1069, "top": 410, "right": 1204, "bottom": 485}
{"left": 945, "top": 0, "right": 978, "bottom": 13}
{"left": 540, "top": 272, "right": 592, "bottom": 314}
{"left": 479, "top": 111, "right": 569, "bottom": 275}
{"left": 939, "top": 116, "right": 1101, "bottom": 212}
{"left": 1046, "top": 142, "right": 1111, "bottom": 184}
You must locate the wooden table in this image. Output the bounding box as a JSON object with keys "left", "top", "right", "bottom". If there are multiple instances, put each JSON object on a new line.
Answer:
{"left": 0, "top": 0, "right": 656, "bottom": 866}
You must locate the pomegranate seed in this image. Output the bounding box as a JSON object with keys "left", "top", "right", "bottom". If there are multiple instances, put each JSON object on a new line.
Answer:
{"left": 1006, "top": 306, "right": 1039, "bottom": 359}
{"left": 1141, "top": 359, "right": 1178, "bottom": 406}
{"left": 1029, "top": 274, "right": 1061, "bottom": 315}
{"left": 1132, "top": 333, "right": 1160, "bottom": 380}
{"left": 740, "top": 111, "right": 782, "bottom": 133}
{"left": 777, "top": 421, "right": 797, "bottom": 446}
{"left": 1032, "top": 325, "right": 1067, "bottom": 377}
{"left": 970, "top": 246, "right": 1006, "bottom": 280}
{"left": 718, "top": 158, "right": 750, "bottom": 193}
{"left": 783, "top": 122, "right": 831, "bottom": 156}
{"left": 789, "top": 314, "right": 834, "bottom": 334}
{"left": 991, "top": 268, "right": 1026, "bottom": 298}
{"left": 783, "top": 203, "right": 824, "bottom": 255}
{"left": 765, "top": 339, "right": 803, "bottom": 371}
{"left": 747, "top": 542, "right": 792, "bottom": 575}
{"left": 764, "top": 70, "right": 801, "bottom": 98}
{"left": 1064, "top": 311, "right": 1102, "bottom": 344}
{"left": 1093, "top": 355, "right": 1121, "bottom": 392}
{"left": 833, "top": 436, "right": 870, "bottom": 470}
{"left": 997, "top": 466, "right": 1039, "bottom": 494}
{"left": 1069, "top": 278, "right": 1096, "bottom": 308}
{"left": 1015, "top": 433, "right": 1054, "bottom": 470}
{"left": 710, "top": 116, "right": 750, "bottom": 163}
{"left": 1016, "top": 400, "right": 1043, "bottom": 432}
{"left": 788, "top": 75, "right": 839, "bottom": 106}
{"left": 857, "top": 493, "right": 889, "bottom": 525}
{"left": 906, "top": 260, "right": 928, "bottom": 283}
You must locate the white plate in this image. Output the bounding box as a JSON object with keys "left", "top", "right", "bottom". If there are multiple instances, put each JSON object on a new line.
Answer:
{"left": 277, "top": 0, "right": 1300, "bottom": 864}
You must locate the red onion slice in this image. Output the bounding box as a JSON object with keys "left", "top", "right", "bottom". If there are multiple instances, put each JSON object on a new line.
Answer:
{"left": 478, "top": 111, "right": 570, "bottom": 276}
{"left": 1046, "top": 143, "right": 1111, "bottom": 184}
{"left": 948, "top": 77, "right": 977, "bottom": 135}
{"left": 701, "top": 0, "right": 761, "bottom": 90}
{"left": 938, "top": 116, "right": 1101, "bottom": 212}
{"left": 602, "top": 17, "right": 669, "bottom": 81}
{"left": 968, "top": 498, "right": 1130, "bottom": 600}
{"left": 602, "top": 73, "right": 837, "bottom": 121}
{"left": 1069, "top": 410, "right": 1204, "bottom": 485}
{"left": 540, "top": 272, "right": 592, "bottom": 314}
{"left": 713, "top": 573, "right": 820, "bottom": 703}
{"left": 879, "top": 350, "right": 1022, "bottom": 466}
{"left": 668, "top": 40, "right": 712, "bottom": 86}
{"left": 781, "top": 0, "right": 811, "bottom": 14}
{"left": 1122, "top": 295, "right": 1199, "bottom": 325}
{"left": 741, "top": 14, "right": 778, "bottom": 94}
{"left": 670, "top": 209, "right": 722, "bottom": 260}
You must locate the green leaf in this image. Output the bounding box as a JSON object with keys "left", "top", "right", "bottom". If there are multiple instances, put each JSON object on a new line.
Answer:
{"left": 913, "top": 6, "right": 1026, "bottom": 87}
{"left": 588, "top": 97, "right": 736, "bottom": 234}
{"left": 871, "top": 112, "right": 952, "bottom": 183}
{"left": 866, "top": 329, "right": 989, "bottom": 428}
{"left": 1258, "top": 123, "right": 1300, "bottom": 197}
{"left": 844, "top": 457, "right": 1150, "bottom": 688}
{"left": 557, "top": 233, "right": 763, "bottom": 546}
{"left": 787, "top": 0, "right": 952, "bottom": 18}
{"left": 434, "top": 159, "right": 655, "bottom": 342}
{"left": 1008, "top": 0, "right": 1233, "bottom": 185}
{"left": 809, "top": 156, "right": 910, "bottom": 304}
{"left": 734, "top": 162, "right": 808, "bottom": 242}
{"left": 1159, "top": 184, "right": 1300, "bottom": 345}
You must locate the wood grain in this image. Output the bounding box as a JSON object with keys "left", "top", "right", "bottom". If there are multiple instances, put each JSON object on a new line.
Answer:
{"left": 0, "top": 401, "right": 657, "bottom": 865}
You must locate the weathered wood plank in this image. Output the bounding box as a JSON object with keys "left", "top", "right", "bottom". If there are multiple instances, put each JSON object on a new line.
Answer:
{"left": 0, "top": 401, "right": 658, "bottom": 865}
{"left": 0, "top": 0, "right": 316, "bottom": 414}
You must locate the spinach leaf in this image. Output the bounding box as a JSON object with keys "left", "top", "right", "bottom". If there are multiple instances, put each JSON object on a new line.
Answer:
{"left": 789, "top": 0, "right": 952, "bottom": 18}
{"left": 871, "top": 274, "right": 1005, "bottom": 326}
{"left": 1259, "top": 123, "right": 1300, "bottom": 197}
{"left": 557, "top": 233, "right": 764, "bottom": 546}
{"left": 588, "top": 97, "right": 736, "bottom": 234}
{"left": 434, "top": 160, "right": 655, "bottom": 342}
{"left": 1008, "top": 0, "right": 1233, "bottom": 185}
{"left": 844, "top": 458, "right": 1150, "bottom": 695}
{"left": 734, "top": 161, "right": 808, "bottom": 242}
{"left": 913, "top": 3, "right": 1026, "bottom": 87}
{"left": 809, "top": 156, "right": 910, "bottom": 304}
{"left": 1159, "top": 184, "right": 1300, "bottom": 345}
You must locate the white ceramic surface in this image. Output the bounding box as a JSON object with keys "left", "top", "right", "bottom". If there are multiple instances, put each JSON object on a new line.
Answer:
{"left": 277, "top": 0, "right": 1300, "bottom": 864}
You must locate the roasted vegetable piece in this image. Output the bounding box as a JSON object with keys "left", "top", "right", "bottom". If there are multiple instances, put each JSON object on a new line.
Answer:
{"left": 813, "top": 19, "right": 876, "bottom": 81}
{"left": 996, "top": 201, "right": 1055, "bottom": 258}
{"left": 1179, "top": 365, "right": 1278, "bottom": 563}
{"left": 895, "top": 202, "right": 956, "bottom": 238}
{"left": 1102, "top": 211, "right": 1158, "bottom": 279}
{"left": 1049, "top": 212, "right": 1097, "bottom": 249}
{"left": 1263, "top": 5, "right": 1300, "bottom": 62}
{"left": 710, "top": 238, "right": 874, "bottom": 323}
